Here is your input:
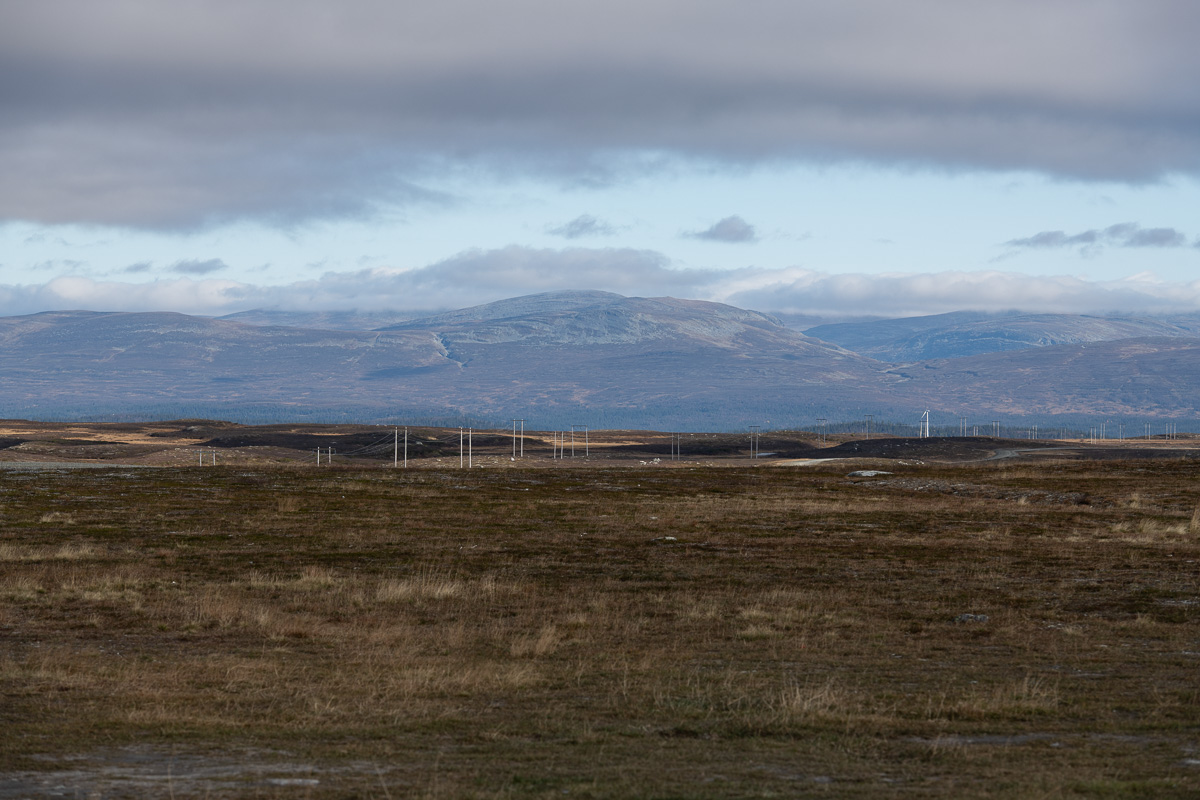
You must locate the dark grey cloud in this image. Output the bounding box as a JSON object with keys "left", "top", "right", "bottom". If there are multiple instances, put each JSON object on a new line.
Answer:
{"left": 2, "top": 1, "right": 1199, "bottom": 228}
{"left": 170, "top": 259, "right": 228, "bottom": 275}
{"left": 123, "top": 262, "right": 152, "bottom": 274}
{"left": 688, "top": 216, "right": 758, "bottom": 243}
{"left": 1005, "top": 223, "right": 1192, "bottom": 253}
{"left": 1006, "top": 231, "right": 1098, "bottom": 248}
{"left": 548, "top": 214, "right": 616, "bottom": 239}
{"left": 1124, "top": 227, "right": 1188, "bottom": 247}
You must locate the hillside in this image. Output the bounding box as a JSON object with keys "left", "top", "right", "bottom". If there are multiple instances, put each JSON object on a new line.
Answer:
{"left": 807, "top": 311, "right": 1200, "bottom": 362}
{"left": 0, "top": 294, "right": 896, "bottom": 428}
{"left": 893, "top": 337, "right": 1200, "bottom": 417}
{"left": 4, "top": 294, "right": 1200, "bottom": 427}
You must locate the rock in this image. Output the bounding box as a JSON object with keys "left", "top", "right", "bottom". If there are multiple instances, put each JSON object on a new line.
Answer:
{"left": 953, "top": 613, "right": 989, "bottom": 624}
{"left": 847, "top": 470, "right": 893, "bottom": 477}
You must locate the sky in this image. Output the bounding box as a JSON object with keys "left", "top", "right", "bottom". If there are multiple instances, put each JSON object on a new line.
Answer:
{"left": 3, "top": 0, "right": 1200, "bottom": 321}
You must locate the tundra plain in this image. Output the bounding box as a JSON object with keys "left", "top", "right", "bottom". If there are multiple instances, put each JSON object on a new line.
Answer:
{"left": 0, "top": 423, "right": 1198, "bottom": 798}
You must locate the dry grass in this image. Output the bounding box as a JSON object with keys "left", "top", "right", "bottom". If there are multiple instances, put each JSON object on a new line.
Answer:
{"left": 0, "top": 459, "right": 1198, "bottom": 798}
{"left": 0, "top": 542, "right": 96, "bottom": 561}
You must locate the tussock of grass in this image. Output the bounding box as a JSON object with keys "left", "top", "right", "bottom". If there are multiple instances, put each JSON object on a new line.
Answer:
{"left": 0, "top": 542, "right": 97, "bottom": 561}
{"left": 509, "top": 624, "right": 563, "bottom": 658}
{"left": 773, "top": 678, "right": 857, "bottom": 722}
{"left": 375, "top": 571, "right": 480, "bottom": 602}
{"left": 1108, "top": 518, "right": 1192, "bottom": 542}
{"left": 931, "top": 676, "right": 1061, "bottom": 721}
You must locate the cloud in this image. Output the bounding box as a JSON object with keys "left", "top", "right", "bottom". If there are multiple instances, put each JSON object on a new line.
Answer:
{"left": 1124, "top": 227, "right": 1188, "bottom": 247}
{"left": 548, "top": 214, "right": 615, "bottom": 239}
{"left": 365, "top": 246, "right": 714, "bottom": 305}
{"left": 1005, "top": 231, "right": 1097, "bottom": 248}
{"left": 0, "top": 276, "right": 248, "bottom": 316}
{"left": 1004, "top": 223, "right": 1192, "bottom": 254}
{"left": 3, "top": 1, "right": 1200, "bottom": 228}
{"left": 32, "top": 259, "right": 85, "bottom": 272}
{"left": 5, "top": 246, "right": 1200, "bottom": 320}
{"left": 123, "top": 262, "right": 152, "bottom": 274}
{"left": 170, "top": 259, "right": 228, "bottom": 275}
{"left": 687, "top": 215, "right": 758, "bottom": 243}
{"left": 722, "top": 270, "right": 1200, "bottom": 319}
{"left": 1, "top": 246, "right": 709, "bottom": 315}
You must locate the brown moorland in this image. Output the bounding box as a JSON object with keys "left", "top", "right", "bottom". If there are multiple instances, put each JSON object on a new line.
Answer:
{"left": 0, "top": 424, "right": 1198, "bottom": 797}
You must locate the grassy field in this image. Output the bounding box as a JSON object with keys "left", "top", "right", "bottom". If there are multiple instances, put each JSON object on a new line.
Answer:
{"left": 1, "top": 456, "right": 1199, "bottom": 797}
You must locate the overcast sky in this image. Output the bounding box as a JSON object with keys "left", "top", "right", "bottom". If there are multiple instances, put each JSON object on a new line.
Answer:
{"left": 3, "top": 0, "right": 1200, "bottom": 319}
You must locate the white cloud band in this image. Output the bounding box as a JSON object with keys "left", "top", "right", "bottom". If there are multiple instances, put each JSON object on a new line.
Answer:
{"left": 3, "top": 247, "right": 1200, "bottom": 320}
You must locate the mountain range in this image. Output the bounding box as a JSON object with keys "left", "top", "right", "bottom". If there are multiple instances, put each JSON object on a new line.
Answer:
{"left": 807, "top": 311, "right": 1200, "bottom": 362}
{"left": 2, "top": 291, "right": 1197, "bottom": 428}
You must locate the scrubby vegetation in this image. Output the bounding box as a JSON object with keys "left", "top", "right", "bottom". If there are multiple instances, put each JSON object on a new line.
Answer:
{"left": 1, "top": 458, "right": 1198, "bottom": 797}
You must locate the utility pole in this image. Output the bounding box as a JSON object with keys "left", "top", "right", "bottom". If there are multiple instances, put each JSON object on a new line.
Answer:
{"left": 394, "top": 427, "right": 398, "bottom": 468}
{"left": 570, "top": 425, "right": 588, "bottom": 458}
{"left": 865, "top": 414, "right": 873, "bottom": 441}
{"left": 749, "top": 425, "right": 760, "bottom": 459}
{"left": 469, "top": 428, "right": 473, "bottom": 468}
{"left": 404, "top": 427, "right": 408, "bottom": 468}
{"left": 511, "top": 419, "right": 525, "bottom": 459}
{"left": 459, "top": 427, "right": 463, "bottom": 469}
{"left": 816, "top": 418, "right": 826, "bottom": 445}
